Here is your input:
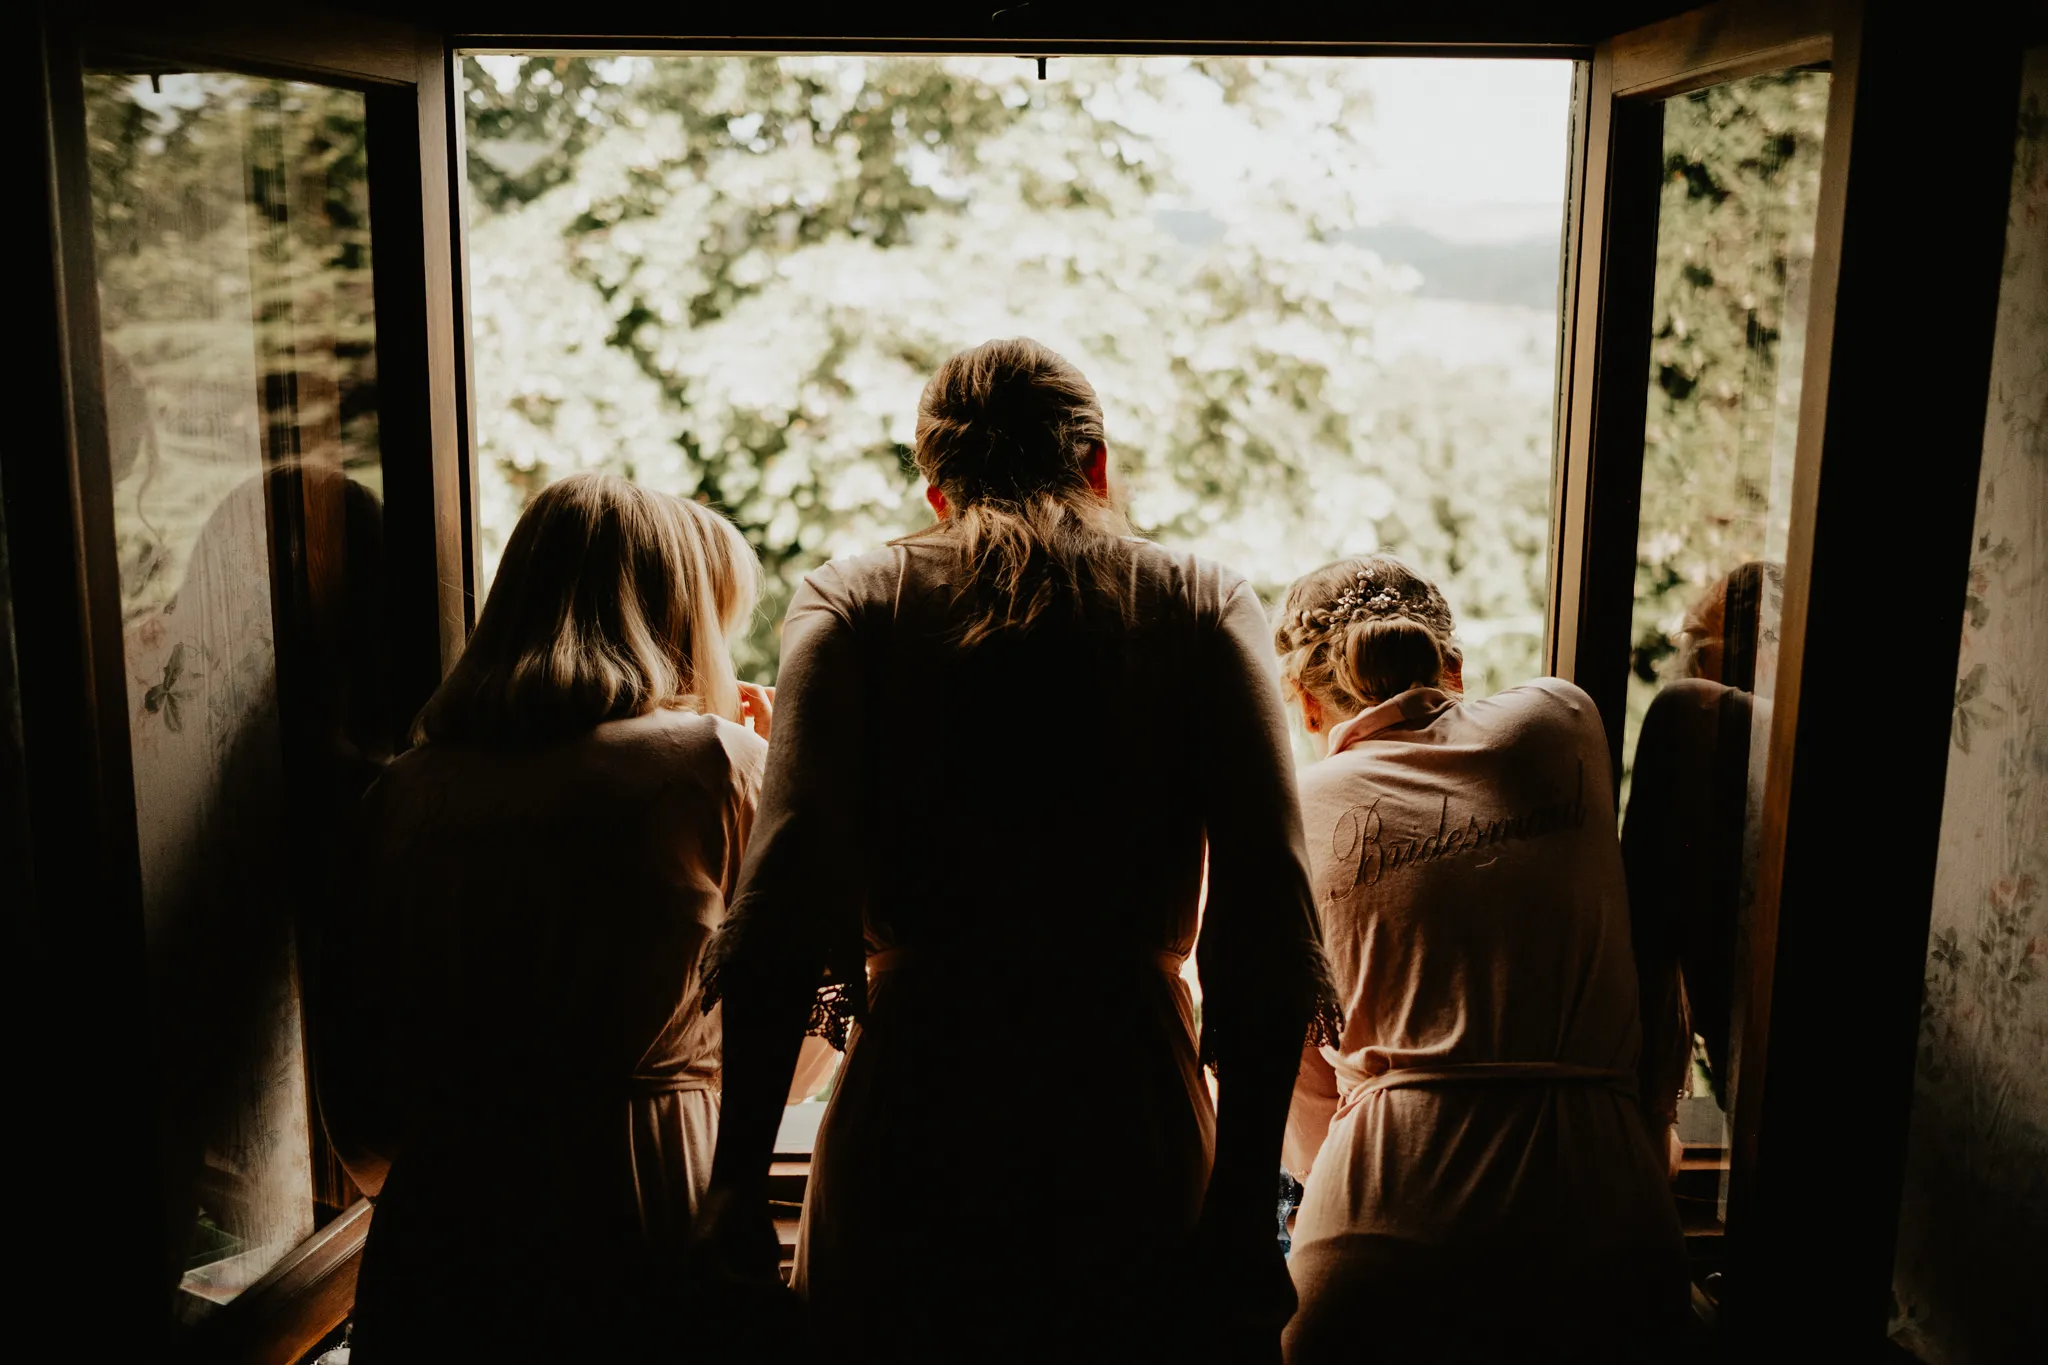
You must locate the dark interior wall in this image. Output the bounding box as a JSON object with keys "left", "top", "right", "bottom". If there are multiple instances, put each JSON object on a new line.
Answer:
{"left": 18, "top": 14, "right": 167, "bottom": 1353}
{"left": 0, "top": 427, "right": 29, "bottom": 983}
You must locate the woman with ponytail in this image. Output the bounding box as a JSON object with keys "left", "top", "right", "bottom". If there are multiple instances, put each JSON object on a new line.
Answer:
{"left": 698, "top": 339, "right": 1338, "bottom": 1362}
{"left": 1273, "top": 555, "right": 1686, "bottom": 1363}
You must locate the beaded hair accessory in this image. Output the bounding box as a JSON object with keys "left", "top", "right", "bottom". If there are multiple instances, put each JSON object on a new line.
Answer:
{"left": 1292, "top": 565, "right": 1407, "bottom": 639}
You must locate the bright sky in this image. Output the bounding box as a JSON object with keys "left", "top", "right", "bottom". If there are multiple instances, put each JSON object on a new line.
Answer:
{"left": 1353, "top": 59, "right": 1576, "bottom": 241}
{"left": 1128, "top": 57, "right": 1576, "bottom": 245}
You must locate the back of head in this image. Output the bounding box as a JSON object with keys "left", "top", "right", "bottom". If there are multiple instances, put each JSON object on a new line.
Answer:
{"left": 415, "top": 472, "right": 756, "bottom": 746}
{"left": 1275, "top": 554, "right": 1461, "bottom": 715}
{"left": 1677, "top": 559, "right": 1781, "bottom": 691}
{"left": 907, "top": 337, "right": 1135, "bottom": 645}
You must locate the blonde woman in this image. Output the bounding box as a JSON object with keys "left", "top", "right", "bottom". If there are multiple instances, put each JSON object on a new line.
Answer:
{"left": 697, "top": 339, "right": 1339, "bottom": 1363}
{"left": 1272, "top": 555, "right": 1687, "bottom": 1363}
{"left": 338, "top": 473, "right": 826, "bottom": 1361}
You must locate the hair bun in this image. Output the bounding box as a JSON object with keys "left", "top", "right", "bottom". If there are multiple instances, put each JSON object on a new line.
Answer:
{"left": 1335, "top": 615, "right": 1444, "bottom": 708}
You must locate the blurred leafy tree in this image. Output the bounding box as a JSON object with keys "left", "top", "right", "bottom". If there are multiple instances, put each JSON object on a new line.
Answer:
{"left": 462, "top": 56, "right": 637, "bottom": 211}
{"left": 76, "top": 58, "right": 1818, "bottom": 719}
{"left": 464, "top": 55, "right": 1558, "bottom": 688}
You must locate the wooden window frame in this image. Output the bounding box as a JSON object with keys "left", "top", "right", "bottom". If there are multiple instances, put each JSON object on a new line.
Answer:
{"left": 22, "top": 3, "right": 466, "bottom": 1357}
{"left": 1551, "top": 0, "right": 2025, "bottom": 1350}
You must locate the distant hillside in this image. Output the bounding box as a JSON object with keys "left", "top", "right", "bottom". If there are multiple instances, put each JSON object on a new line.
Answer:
{"left": 1343, "top": 224, "right": 1562, "bottom": 311}
{"left": 1152, "top": 210, "right": 1562, "bottom": 312}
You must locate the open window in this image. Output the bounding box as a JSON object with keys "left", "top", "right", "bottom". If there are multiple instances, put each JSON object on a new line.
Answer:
{"left": 16, "top": 1, "right": 2027, "bottom": 1358}
{"left": 457, "top": 51, "right": 1577, "bottom": 706}
{"left": 452, "top": 46, "right": 1583, "bottom": 1272}
{"left": 1560, "top": 10, "right": 1847, "bottom": 1307}
{"left": 1552, "top": 0, "right": 2030, "bottom": 1347}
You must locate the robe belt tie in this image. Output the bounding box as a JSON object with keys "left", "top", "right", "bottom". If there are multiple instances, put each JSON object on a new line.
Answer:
{"left": 1333, "top": 1062, "right": 1636, "bottom": 1123}
{"left": 626, "top": 1074, "right": 720, "bottom": 1099}
{"left": 430, "top": 1072, "right": 718, "bottom": 1111}
{"left": 865, "top": 947, "right": 1188, "bottom": 978}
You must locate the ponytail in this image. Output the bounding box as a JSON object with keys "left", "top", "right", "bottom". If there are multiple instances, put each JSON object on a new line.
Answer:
{"left": 900, "top": 338, "right": 1136, "bottom": 646}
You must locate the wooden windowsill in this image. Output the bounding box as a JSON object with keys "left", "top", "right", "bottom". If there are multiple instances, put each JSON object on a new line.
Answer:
{"left": 184, "top": 1199, "right": 372, "bottom": 1365}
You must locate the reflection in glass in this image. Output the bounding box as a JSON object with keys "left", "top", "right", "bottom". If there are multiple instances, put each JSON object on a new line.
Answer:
{"left": 1617, "top": 69, "right": 1829, "bottom": 1288}
{"left": 84, "top": 70, "right": 384, "bottom": 1317}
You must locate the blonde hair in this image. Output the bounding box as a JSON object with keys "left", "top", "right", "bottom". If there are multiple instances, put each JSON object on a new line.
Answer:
{"left": 899, "top": 338, "right": 1137, "bottom": 647}
{"left": 1274, "top": 554, "right": 1461, "bottom": 715}
{"left": 415, "top": 472, "right": 756, "bottom": 746}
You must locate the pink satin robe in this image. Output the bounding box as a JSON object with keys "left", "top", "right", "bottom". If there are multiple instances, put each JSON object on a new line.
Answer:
{"left": 1283, "top": 680, "right": 1686, "bottom": 1362}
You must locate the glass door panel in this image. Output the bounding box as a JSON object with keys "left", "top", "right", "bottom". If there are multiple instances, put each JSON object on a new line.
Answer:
{"left": 1616, "top": 66, "right": 1831, "bottom": 1288}
{"left": 81, "top": 65, "right": 387, "bottom": 1319}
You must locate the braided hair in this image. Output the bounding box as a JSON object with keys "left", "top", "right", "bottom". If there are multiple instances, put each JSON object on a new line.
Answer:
{"left": 1273, "top": 554, "right": 1461, "bottom": 715}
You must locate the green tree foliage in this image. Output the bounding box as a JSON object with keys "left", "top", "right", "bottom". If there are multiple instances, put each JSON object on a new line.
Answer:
{"left": 462, "top": 57, "right": 635, "bottom": 211}
{"left": 79, "top": 58, "right": 1825, "bottom": 741}
{"left": 464, "top": 55, "right": 1561, "bottom": 688}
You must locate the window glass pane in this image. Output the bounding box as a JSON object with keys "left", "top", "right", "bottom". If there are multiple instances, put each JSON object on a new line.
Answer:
{"left": 1618, "top": 68, "right": 1830, "bottom": 1289}
{"left": 83, "top": 68, "right": 384, "bottom": 1317}
{"left": 1891, "top": 46, "right": 2048, "bottom": 1365}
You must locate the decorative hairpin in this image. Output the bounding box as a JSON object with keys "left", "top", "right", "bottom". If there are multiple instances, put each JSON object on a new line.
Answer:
{"left": 1331, "top": 567, "right": 1403, "bottom": 620}
{"left": 1293, "top": 567, "right": 1406, "bottom": 639}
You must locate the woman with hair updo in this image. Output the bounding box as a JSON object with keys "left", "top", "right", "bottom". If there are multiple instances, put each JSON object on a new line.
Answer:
{"left": 698, "top": 338, "right": 1339, "bottom": 1362}
{"left": 1273, "top": 555, "right": 1687, "bottom": 1364}
{"left": 337, "top": 473, "right": 832, "bottom": 1361}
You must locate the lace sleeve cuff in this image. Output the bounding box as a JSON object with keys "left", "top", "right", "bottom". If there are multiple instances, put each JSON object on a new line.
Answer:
{"left": 701, "top": 918, "right": 868, "bottom": 1053}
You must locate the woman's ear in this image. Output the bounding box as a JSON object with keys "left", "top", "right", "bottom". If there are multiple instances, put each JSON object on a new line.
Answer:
{"left": 1083, "top": 442, "right": 1110, "bottom": 497}
{"left": 1299, "top": 690, "right": 1325, "bottom": 735}
{"left": 925, "top": 483, "right": 950, "bottom": 519}
{"left": 1443, "top": 656, "right": 1465, "bottom": 694}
